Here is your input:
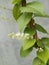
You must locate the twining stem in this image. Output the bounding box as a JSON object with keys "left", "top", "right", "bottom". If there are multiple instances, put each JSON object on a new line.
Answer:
{"left": 29, "top": 19, "right": 38, "bottom": 41}
{"left": 29, "top": 19, "right": 38, "bottom": 48}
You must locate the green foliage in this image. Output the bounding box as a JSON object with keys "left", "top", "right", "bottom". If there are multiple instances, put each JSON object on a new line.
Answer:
{"left": 20, "top": 1, "right": 49, "bottom": 17}
{"left": 13, "top": 4, "right": 21, "bottom": 20}
{"left": 22, "top": 38, "right": 36, "bottom": 50}
{"left": 20, "top": 47, "right": 33, "bottom": 57}
{"left": 12, "top": 0, "right": 49, "bottom": 65}
{"left": 37, "top": 38, "right": 49, "bottom": 48}
{"left": 24, "top": 27, "right": 36, "bottom": 36}
{"left": 47, "top": 59, "right": 49, "bottom": 65}
{"left": 37, "top": 48, "right": 49, "bottom": 63}
{"left": 32, "top": 57, "right": 46, "bottom": 65}
{"left": 35, "top": 23, "right": 48, "bottom": 34}
{"left": 17, "top": 13, "right": 32, "bottom": 31}
{"left": 37, "top": 39, "right": 44, "bottom": 48}
{"left": 41, "top": 38, "right": 49, "bottom": 47}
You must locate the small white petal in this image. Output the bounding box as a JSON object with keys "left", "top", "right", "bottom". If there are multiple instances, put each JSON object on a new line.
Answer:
{"left": 39, "top": 48, "right": 43, "bottom": 52}
{"left": 15, "top": 32, "right": 21, "bottom": 37}
{"left": 21, "top": 33, "right": 24, "bottom": 38}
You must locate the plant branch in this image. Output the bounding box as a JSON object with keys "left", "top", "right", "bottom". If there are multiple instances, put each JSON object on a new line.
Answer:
{"left": 22, "top": 0, "right": 26, "bottom": 6}
{"left": 29, "top": 19, "right": 38, "bottom": 40}
{"left": 29, "top": 19, "right": 38, "bottom": 48}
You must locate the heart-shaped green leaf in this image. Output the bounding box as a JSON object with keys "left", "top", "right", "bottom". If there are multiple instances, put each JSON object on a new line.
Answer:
{"left": 35, "top": 23, "right": 48, "bottom": 34}
{"left": 17, "top": 13, "right": 32, "bottom": 31}
{"left": 37, "top": 48, "right": 49, "bottom": 63}
{"left": 32, "top": 57, "right": 46, "bottom": 65}
{"left": 20, "top": 1, "right": 49, "bottom": 17}
{"left": 22, "top": 38, "right": 36, "bottom": 51}
{"left": 13, "top": 4, "right": 21, "bottom": 20}
{"left": 20, "top": 47, "right": 33, "bottom": 57}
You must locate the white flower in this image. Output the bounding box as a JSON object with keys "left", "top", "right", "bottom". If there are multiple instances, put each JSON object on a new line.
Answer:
{"left": 36, "top": 48, "right": 43, "bottom": 52}
{"left": 15, "top": 32, "right": 20, "bottom": 36}
{"left": 8, "top": 32, "right": 15, "bottom": 39}
{"left": 21, "top": 33, "right": 24, "bottom": 38}
{"left": 9, "top": 32, "right": 30, "bottom": 39}
{"left": 15, "top": 32, "right": 21, "bottom": 39}
{"left": 24, "top": 33, "right": 30, "bottom": 39}
{"left": 39, "top": 48, "right": 43, "bottom": 52}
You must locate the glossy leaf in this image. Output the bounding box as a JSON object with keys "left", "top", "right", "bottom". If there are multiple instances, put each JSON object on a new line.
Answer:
{"left": 20, "top": 47, "right": 33, "bottom": 57}
{"left": 20, "top": 1, "right": 49, "bottom": 17}
{"left": 17, "top": 13, "right": 32, "bottom": 31}
{"left": 24, "top": 27, "right": 36, "bottom": 36}
{"left": 13, "top": 4, "right": 21, "bottom": 20}
{"left": 37, "top": 48, "right": 49, "bottom": 63}
{"left": 22, "top": 38, "right": 36, "bottom": 50}
{"left": 35, "top": 23, "right": 48, "bottom": 34}
{"left": 32, "top": 57, "right": 46, "bottom": 65}
{"left": 12, "top": 0, "right": 21, "bottom": 4}
{"left": 41, "top": 38, "right": 49, "bottom": 47}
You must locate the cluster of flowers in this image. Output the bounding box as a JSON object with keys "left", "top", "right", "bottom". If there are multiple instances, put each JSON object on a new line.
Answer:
{"left": 36, "top": 47, "right": 44, "bottom": 52}
{"left": 8, "top": 32, "right": 31, "bottom": 39}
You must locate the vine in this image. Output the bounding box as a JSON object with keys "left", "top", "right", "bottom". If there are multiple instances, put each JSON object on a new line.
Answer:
{"left": 9, "top": 0, "right": 49, "bottom": 65}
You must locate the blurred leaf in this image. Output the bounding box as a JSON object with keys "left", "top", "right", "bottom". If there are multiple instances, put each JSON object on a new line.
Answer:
{"left": 22, "top": 38, "right": 36, "bottom": 50}
{"left": 41, "top": 38, "right": 49, "bottom": 47}
{"left": 12, "top": 0, "right": 22, "bottom": 4}
{"left": 32, "top": 57, "right": 46, "bottom": 65}
{"left": 37, "top": 38, "right": 49, "bottom": 49}
{"left": 35, "top": 23, "right": 48, "bottom": 34}
{"left": 17, "top": 13, "right": 32, "bottom": 31}
{"left": 20, "top": 47, "right": 33, "bottom": 57}
{"left": 47, "top": 59, "right": 49, "bottom": 65}
{"left": 24, "top": 27, "right": 36, "bottom": 36}
{"left": 37, "top": 48, "right": 49, "bottom": 63}
{"left": 20, "top": 1, "right": 49, "bottom": 17}
{"left": 37, "top": 39, "right": 44, "bottom": 48}
{"left": 13, "top": 4, "right": 21, "bottom": 20}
